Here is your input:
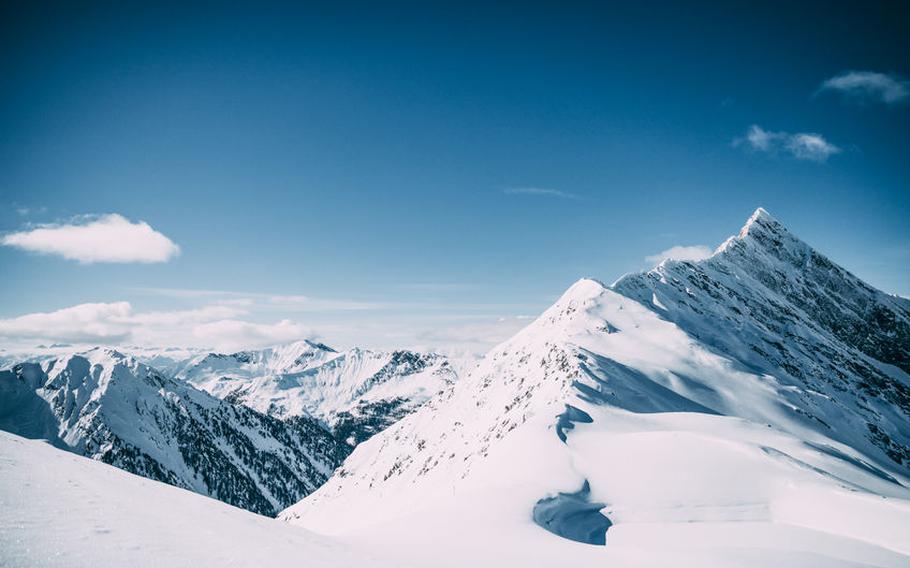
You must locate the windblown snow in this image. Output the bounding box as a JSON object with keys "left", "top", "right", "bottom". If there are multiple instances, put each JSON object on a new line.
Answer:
{"left": 2, "top": 208, "right": 909, "bottom": 567}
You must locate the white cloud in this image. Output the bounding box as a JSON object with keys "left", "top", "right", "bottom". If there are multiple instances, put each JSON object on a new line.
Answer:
{"left": 0, "top": 301, "right": 311, "bottom": 352}
{"left": 411, "top": 315, "right": 533, "bottom": 355}
{"left": 785, "top": 133, "right": 841, "bottom": 162}
{"left": 645, "top": 245, "right": 713, "bottom": 265}
{"left": 192, "top": 319, "right": 311, "bottom": 352}
{"left": 503, "top": 187, "right": 578, "bottom": 199}
{"left": 1, "top": 214, "right": 180, "bottom": 263}
{"left": 818, "top": 71, "right": 909, "bottom": 105}
{"left": 127, "top": 305, "right": 246, "bottom": 326}
{"left": 0, "top": 302, "right": 135, "bottom": 344}
{"left": 735, "top": 125, "right": 840, "bottom": 162}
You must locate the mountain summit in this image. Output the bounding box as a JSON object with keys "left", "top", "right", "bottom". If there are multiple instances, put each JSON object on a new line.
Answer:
{"left": 282, "top": 209, "right": 910, "bottom": 567}
{"left": 614, "top": 208, "right": 910, "bottom": 468}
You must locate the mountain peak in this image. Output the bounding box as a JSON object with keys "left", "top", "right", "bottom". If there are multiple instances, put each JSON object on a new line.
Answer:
{"left": 739, "top": 207, "right": 784, "bottom": 238}
{"left": 558, "top": 278, "right": 607, "bottom": 304}
{"left": 714, "top": 207, "right": 791, "bottom": 256}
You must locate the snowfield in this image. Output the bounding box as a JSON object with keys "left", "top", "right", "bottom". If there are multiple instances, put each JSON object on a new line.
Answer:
{"left": 0, "top": 431, "right": 396, "bottom": 568}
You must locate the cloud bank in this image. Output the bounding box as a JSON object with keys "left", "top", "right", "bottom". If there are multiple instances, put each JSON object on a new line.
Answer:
{"left": 645, "top": 245, "right": 713, "bottom": 265}
{"left": 818, "top": 71, "right": 909, "bottom": 105}
{"left": 735, "top": 125, "right": 840, "bottom": 162}
{"left": 0, "top": 301, "right": 312, "bottom": 352}
{"left": 1, "top": 214, "right": 180, "bottom": 263}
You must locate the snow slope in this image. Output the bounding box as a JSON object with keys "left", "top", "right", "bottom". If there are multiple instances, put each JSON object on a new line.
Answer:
{"left": 0, "top": 430, "right": 398, "bottom": 568}
{"left": 177, "top": 340, "right": 456, "bottom": 444}
{"left": 613, "top": 208, "right": 910, "bottom": 470}
{"left": 282, "top": 211, "right": 910, "bottom": 567}
{"left": 0, "top": 348, "right": 345, "bottom": 516}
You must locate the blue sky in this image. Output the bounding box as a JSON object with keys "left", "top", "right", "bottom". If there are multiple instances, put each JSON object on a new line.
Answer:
{"left": 1, "top": 2, "right": 908, "bottom": 353}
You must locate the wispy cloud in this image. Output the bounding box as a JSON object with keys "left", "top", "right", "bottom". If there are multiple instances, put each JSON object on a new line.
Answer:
{"left": 398, "top": 283, "right": 477, "bottom": 292}
{"left": 503, "top": 187, "right": 578, "bottom": 199}
{"left": 411, "top": 315, "right": 534, "bottom": 354}
{"left": 1, "top": 214, "right": 180, "bottom": 263}
{"left": 265, "top": 295, "right": 392, "bottom": 311}
{"left": 14, "top": 205, "right": 46, "bottom": 217}
{"left": 817, "top": 71, "right": 909, "bottom": 105}
{"left": 734, "top": 125, "right": 840, "bottom": 162}
{"left": 191, "top": 319, "right": 311, "bottom": 352}
{"left": 645, "top": 245, "right": 713, "bottom": 265}
{"left": 132, "top": 287, "right": 391, "bottom": 311}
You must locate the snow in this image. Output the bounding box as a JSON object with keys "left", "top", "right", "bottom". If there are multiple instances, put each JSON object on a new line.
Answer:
{"left": 0, "top": 347, "right": 342, "bottom": 515}
{"left": 613, "top": 207, "right": 910, "bottom": 470}
{"left": 176, "top": 340, "right": 455, "bottom": 423}
{"left": 281, "top": 212, "right": 910, "bottom": 567}
{"left": 0, "top": 431, "right": 395, "bottom": 568}
{"left": 3, "top": 208, "right": 910, "bottom": 567}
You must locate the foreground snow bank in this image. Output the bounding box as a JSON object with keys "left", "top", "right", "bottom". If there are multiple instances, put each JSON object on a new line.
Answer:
{"left": 0, "top": 431, "right": 395, "bottom": 568}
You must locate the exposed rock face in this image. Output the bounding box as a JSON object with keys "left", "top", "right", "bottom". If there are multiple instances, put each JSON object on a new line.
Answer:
{"left": 0, "top": 348, "right": 346, "bottom": 516}
{"left": 177, "top": 341, "right": 456, "bottom": 445}
{"left": 612, "top": 208, "right": 910, "bottom": 468}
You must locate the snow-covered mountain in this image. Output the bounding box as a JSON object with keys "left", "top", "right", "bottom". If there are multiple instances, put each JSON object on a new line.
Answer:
{"left": 0, "top": 430, "right": 398, "bottom": 568}
{"left": 281, "top": 210, "right": 910, "bottom": 567}
{"left": 613, "top": 207, "right": 910, "bottom": 469}
{"left": 175, "top": 340, "right": 457, "bottom": 445}
{"left": 0, "top": 348, "right": 346, "bottom": 516}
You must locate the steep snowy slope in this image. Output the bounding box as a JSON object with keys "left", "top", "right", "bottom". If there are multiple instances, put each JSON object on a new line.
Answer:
{"left": 613, "top": 208, "right": 910, "bottom": 470}
{"left": 0, "top": 348, "right": 345, "bottom": 516}
{"left": 178, "top": 340, "right": 456, "bottom": 444}
{"left": 0, "top": 431, "right": 398, "bottom": 568}
{"left": 282, "top": 212, "right": 910, "bottom": 567}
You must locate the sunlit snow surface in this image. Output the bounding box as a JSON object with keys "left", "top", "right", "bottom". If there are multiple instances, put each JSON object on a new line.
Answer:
{"left": 282, "top": 276, "right": 910, "bottom": 567}
{"left": 0, "top": 431, "right": 395, "bottom": 568}
{"left": 175, "top": 340, "right": 456, "bottom": 423}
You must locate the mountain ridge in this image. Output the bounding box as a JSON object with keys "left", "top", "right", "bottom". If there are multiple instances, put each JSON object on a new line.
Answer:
{"left": 280, "top": 208, "right": 910, "bottom": 566}
{"left": 0, "top": 347, "right": 345, "bottom": 516}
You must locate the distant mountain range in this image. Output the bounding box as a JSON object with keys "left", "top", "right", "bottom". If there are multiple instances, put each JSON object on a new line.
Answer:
{"left": 174, "top": 340, "right": 457, "bottom": 445}
{"left": 0, "top": 342, "right": 456, "bottom": 515}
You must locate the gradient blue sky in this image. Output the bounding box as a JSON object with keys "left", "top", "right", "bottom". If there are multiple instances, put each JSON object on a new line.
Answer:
{"left": 1, "top": 1, "right": 908, "bottom": 353}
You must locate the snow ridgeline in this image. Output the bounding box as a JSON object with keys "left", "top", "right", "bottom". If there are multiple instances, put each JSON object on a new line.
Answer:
{"left": 281, "top": 210, "right": 910, "bottom": 567}
{"left": 174, "top": 340, "right": 457, "bottom": 445}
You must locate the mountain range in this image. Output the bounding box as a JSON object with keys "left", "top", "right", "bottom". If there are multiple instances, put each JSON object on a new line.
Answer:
{"left": 280, "top": 209, "right": 910, "bottom": 566}
{"left": 2, "top": 208, "right": 909, "bottom": 567}
{"left": 0, "top": 342, "right": 455, "bottom": 516}
{"left": 174, "top": 340, "right": 457, "bottom": 445}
